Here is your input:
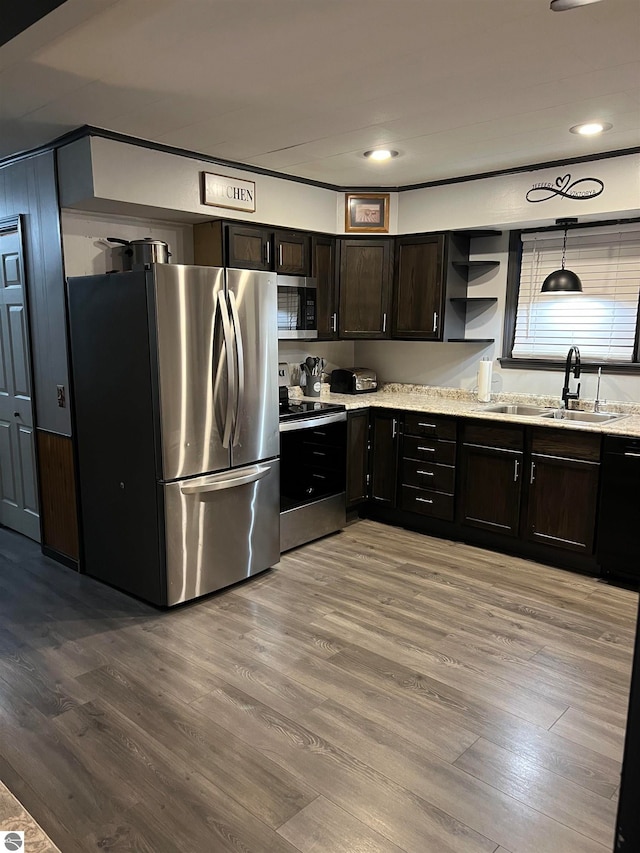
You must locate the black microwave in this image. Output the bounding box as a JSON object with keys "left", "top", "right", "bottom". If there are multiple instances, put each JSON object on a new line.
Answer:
{"left": 277, "top": 275, "right": 317, "bottom": 339}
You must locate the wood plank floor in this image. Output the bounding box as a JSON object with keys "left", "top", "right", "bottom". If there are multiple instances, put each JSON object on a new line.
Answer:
{"left": 0, "top": 520, "right": 636, "bottom": 853}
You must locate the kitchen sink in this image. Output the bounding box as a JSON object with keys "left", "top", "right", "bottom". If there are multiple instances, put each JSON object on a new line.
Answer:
{"left": 540, "top": 410, "right": 626, "bottom": 424}
{"left": 478, "top": 404, "right": 551, "bottom": 416}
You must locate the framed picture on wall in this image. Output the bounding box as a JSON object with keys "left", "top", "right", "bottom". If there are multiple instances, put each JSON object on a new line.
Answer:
{"left": 344, "top": 193, "right": 390, "bottom": 233}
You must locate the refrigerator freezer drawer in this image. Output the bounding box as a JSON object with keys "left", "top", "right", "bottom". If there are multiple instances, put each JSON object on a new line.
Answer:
{"left": 163, "top": 460, "right": 280, "bottom": 605}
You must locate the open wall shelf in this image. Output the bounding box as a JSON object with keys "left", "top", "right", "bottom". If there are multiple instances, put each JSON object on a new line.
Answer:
{"left": 447, "top": 338, "right": 495, "bottom": 343}
{"left": 449, "top": 297, "right": 498, "bottom": 305}
{"left": 452, "top": 260, "right": 500, "bottom": 272}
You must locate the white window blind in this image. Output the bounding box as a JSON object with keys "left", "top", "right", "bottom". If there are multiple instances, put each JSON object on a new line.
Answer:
{"left": 513, "top": 224, "right": 640, "bottom": 363}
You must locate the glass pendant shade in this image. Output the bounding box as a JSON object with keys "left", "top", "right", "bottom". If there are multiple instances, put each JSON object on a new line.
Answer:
{"left": 541, "top": 228, "right": 583, "bottom": 293}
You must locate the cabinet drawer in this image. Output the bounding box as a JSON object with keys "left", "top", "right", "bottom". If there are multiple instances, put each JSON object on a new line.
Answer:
{"left": 403, "top": 435, "right": 456, "bottom": 466}
{"left": 401, "top": 459, "right": 455, "bottom": 494}
{"left": 404, "top": 412, "right": 456, "bottom": 440}
{"left": 400, "top": 486, "right": 454, "bottom": 521}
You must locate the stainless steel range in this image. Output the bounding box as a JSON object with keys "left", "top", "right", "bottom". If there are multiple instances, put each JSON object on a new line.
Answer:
{"left": 279, "top": 386, "right": 347, "bottom": 552}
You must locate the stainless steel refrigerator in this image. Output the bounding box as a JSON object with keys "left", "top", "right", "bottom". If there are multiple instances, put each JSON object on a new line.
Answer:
{"left": 67, "top": 264, "right": 280, "bottom": 606}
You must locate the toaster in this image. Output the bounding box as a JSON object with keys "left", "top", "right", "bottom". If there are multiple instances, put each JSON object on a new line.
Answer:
{"left": 330, "top": 368, "right": 378, "bottom": 394}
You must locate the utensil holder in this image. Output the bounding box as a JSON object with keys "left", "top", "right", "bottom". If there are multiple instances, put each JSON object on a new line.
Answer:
{"left": 305, "top": 374, "right": 321, "bottom": 397}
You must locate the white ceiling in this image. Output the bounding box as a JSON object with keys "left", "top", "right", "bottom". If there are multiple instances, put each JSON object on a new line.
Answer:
{"left": 1, "top": 0, "right": 639, "bottom": 187}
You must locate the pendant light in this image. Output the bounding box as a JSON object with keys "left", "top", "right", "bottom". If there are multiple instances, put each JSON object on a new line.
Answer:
{"left": 541, "top": 219, "right": 583, "bottom": 293}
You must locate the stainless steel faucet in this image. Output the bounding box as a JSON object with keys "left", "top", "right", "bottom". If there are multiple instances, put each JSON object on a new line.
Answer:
{"left": 562, "top": 346, "right": 581, "bottom": 408}
{"left": 594, "top": 366, "right": 603, "bottom": 412}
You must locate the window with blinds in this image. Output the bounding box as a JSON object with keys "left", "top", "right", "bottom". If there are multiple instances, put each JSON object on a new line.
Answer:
{"left": 512, "top": 224, "right": 640, "bottom": 363}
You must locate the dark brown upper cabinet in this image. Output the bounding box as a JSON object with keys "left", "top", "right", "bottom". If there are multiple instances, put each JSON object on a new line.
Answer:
{"left": 193, "top": 220, "right": 310, "bottom": 274}
{"left": 312, "top": 235, "right": 339, "bottom": 340}
{"left": 225, "top": 223, "right": 272, "bottom": 270}
{"left": 392, "top": 234, "right": 446, "bottom": 340}
{"left": 339, "top": 238, "right": 393, "bottom": 339}
{"left": 274, "top": 230, "right": 311, "bottom": 275}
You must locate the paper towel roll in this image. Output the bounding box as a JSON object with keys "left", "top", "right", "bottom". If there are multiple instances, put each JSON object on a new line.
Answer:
{"left": 477, "top": 360, "right": 493, "bottom": 403}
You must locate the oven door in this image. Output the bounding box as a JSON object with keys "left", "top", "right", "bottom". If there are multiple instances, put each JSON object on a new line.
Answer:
{"left": 277, "top": 275, "right": 317, "bottom": 339}
{"left": 279, "top": 413, "right": 346, "bottom": 552}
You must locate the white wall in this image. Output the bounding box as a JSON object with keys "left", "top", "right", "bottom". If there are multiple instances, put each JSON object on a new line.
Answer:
{"left": 399, "top": 154, "right": 640, "bottom": 233}
{"left": 61, "top": 209, "right": 194, "bottom": 276}
{"left": 58, "top": 136, "right": 340, "bottom": 232}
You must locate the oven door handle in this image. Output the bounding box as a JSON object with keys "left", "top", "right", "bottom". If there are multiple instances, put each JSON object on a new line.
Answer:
{"left": 279, "top": 411, "right": 347, "bottom": 432}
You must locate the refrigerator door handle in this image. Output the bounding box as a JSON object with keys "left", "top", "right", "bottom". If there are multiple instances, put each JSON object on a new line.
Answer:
{"left": 216, "top": 291, "right": 236, "bottom": 448}
{"left": 180, "top": 464, "right": 272, "bottom": 495}
{"left": 227, "top": 290, "right": 245, "bottom": 447}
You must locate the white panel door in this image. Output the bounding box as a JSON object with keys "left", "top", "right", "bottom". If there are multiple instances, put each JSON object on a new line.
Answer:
{"left": 0, "top": 227, "right": 39, "bottom": 540}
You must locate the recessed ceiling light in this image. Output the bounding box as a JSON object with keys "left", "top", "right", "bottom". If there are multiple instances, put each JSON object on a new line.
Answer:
{"left": 550, "top": 0, "right": 604, "bottom": 10}
{"left": 363, "top": 149, "right": 399, "bottom": 162}
{"left": 570, "top": 121, "right": 613, "bottom": 136}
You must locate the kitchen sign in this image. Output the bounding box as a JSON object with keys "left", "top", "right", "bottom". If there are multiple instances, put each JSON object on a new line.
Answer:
{"left": 202, "top": 172, "right": 256, "bottom": 212}
{"left": 526, "top": 172, "right": 604, "bottom": 204}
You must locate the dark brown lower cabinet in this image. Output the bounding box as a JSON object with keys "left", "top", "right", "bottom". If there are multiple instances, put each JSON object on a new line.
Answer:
{"left": 346, "top": 410, "right": 369, "bottom": 507}
{"left": 458, "top": 422, "right": 524, "bottom": 536}
{"left": 525, "top": 427, "right": 601, "bottom": 555}
{"left": 369, "top": 411, "right": 399, "bottom": 505}
{"left": 459, "top": 442, "right": 523, "bottom": 536}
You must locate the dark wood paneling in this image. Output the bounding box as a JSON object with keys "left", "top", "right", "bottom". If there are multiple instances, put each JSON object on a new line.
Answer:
{"left": 346, "top": 410, "right": 369, "bottom": 507}
{"left": 531, "top": 427, "right": 601, "bottom": 462}
{"left": 36, "top": 430, "right": 78, "bottom": 562}
{"left": 1, "top": 151, "right": 69, "bottom": 435}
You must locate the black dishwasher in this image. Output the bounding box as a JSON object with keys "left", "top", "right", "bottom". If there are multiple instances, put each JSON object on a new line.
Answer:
{"left": 597, "top": 435, "right": 640, "bottom": 583}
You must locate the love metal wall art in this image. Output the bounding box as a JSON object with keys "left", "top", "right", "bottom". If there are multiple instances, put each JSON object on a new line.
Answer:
{"left": 526, "top": 172, "right": 605, "bottom": 203}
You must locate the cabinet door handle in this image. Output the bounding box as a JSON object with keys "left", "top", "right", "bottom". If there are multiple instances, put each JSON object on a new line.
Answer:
{"left": 265, "top": 241, "right": 271, "bottom": 266}
{"left": 416, "top": 497, "right": 433, "bottom": 505}
{"left": 433, "top": 312, "right": 438, "bottom": 332}
{"left": 530, "top": 460, "right": 536, "bottom": 483}
{"left": 382, "top": 312, "right": 387, "bottom": 333}
{"left": 417, "top": 470, "right": 434, "bottom": 476}
{"left": 279, "top": 245, "right": 283, "bottom": 267}
{"left": 332, "top": 313, "right": 337, "bottom": 333}
{"left": 417, "top": 446, "right": 436, "bottom": 452}
{"left": 392, "top": 418, "right": 397, "bottom": 438}
{"left": 514, "top": 459, "right": 519, "bottom": 482}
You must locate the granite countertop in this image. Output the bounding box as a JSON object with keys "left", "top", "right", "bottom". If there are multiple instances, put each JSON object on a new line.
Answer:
{"left": 290, "top": 383, "right": 640, "bottom": 438}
